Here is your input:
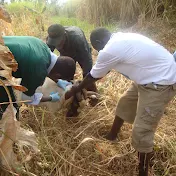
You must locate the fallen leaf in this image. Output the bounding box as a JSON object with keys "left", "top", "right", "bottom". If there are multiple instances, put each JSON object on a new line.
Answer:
{"left": 0, "top": 43, "right": 27, "bottom": 92}
{"left": 0, "top": 105, "right": 39, "bottom": 172}
{"left": 12, "top": 85, "right": 28, "bottom": 92}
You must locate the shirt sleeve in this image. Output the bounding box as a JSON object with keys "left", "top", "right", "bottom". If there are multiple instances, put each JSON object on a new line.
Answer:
{"left": 75, "top": 38, "right": 93, "bottom": 77}
{"left": 90, "top": 51, "right": 118, "bottom": 78}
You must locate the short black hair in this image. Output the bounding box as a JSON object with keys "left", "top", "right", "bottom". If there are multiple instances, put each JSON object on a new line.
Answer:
{"left": 53, "top": 56, "right": 76, "bottom": 81}
{"left": 90, "top": 28, "right": 111, "bottom": 51}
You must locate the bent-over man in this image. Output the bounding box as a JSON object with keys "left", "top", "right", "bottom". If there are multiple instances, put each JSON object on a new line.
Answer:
{"left": 65, "top": 28, "right": 176, "bottom": 176}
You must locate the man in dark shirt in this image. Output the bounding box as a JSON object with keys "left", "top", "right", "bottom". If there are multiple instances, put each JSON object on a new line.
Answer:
{"left": 46, "top": 24, "right": 97, "bottom": 92}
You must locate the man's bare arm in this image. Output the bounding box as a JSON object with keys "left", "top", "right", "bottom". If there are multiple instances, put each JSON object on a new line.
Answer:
{"left": 65, "top": 73, "right": 101, "bottom": 99}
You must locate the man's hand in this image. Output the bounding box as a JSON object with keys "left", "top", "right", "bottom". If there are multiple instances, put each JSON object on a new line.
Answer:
{"left": 65, "top": 73, "right": 98, "bottom": 100}
{"left": 65, "top": 85, "right": 78, "bottom": 100}
{"left": 57, "top": 79, "right": 72, "bottom": 90}
{"left": 50, "top": 92, "right": 61, "bottom": 102}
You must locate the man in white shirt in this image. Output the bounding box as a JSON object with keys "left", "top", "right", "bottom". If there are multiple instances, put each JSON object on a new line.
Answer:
{"left": 65, "top": 28, "right": 176, "bottom": 176}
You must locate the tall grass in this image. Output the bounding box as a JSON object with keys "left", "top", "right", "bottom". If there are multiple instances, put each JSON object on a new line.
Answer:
{"left": 77, "top": 0, "right": 120, "bottom": 26}
{"left": 77, "top": 0, "right": 176, "bottom": 26}
{"left": 6, "top": 1, "right": 48, "bottom": 38}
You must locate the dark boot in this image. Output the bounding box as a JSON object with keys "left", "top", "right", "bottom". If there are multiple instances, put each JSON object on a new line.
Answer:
{"left": 138, "top": 152, "right": 153, "bottom": 176}
{"left": 105, "top": 115, "right": 124, "bottom": 141}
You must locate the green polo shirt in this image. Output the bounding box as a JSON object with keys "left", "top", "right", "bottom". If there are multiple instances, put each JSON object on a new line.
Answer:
{"left": 3, "top": 36, "right": 51, "bottom": 96}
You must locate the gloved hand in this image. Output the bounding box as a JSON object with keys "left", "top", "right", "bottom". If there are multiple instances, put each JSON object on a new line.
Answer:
{"left": 57, "top": 79, "right": 72, "bottom": 90}
{"left": 50, "top": 92, "right": 61, "bottom": 102}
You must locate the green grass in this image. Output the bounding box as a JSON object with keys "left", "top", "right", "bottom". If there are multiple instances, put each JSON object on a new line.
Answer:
{"left": 6, "top": 1, "right": 46, "bottom": 16}
{"left": 51, "top": 16, "right": 117, "bottom": 38}
{"left": 6, "top": 2, "right": 117, "bottom": 39}
{"left": 51, "top": 16, "right": 95, "bottom": 38}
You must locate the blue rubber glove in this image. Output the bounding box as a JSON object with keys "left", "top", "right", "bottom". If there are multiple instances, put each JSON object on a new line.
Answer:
{"left": 50, "top": 92, "right": 61, "bottom": 102}
{"left": 173, "top": 51, "right": 176, "bottom": 61}
{"left": 57, "top": 79, "right": 72, "bottom": 90}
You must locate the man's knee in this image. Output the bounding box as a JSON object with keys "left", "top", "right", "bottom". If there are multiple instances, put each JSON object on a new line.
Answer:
{"left": 132, "top": 126, "right": 154, "bottom": 153}
{"left": 116, "top": 96, "right": 137, "bottom": 124}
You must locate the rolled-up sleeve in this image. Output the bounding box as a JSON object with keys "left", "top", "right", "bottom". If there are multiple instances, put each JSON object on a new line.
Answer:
{"left": 90, "top": 51, "right": 118, "bottom": 78}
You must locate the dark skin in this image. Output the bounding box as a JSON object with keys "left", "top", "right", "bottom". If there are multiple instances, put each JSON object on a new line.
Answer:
{"left": 65, "top": 73, "right": 99, "bottom": 100}
{"left": 64, "top": 73, "right": 100, "bottom": 116}
{"left": 105, "top": 115, "right": 124, "bottom": 140}
{"left": 55, "top": 33, "right": 66, "bottom": 51}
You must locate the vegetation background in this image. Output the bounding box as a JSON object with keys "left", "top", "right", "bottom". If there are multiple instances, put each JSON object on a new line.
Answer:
{"left": 0, "top": 0, "right": 176, "bottom": 175}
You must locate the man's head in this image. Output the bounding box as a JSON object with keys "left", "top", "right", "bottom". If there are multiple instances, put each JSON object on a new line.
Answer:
{"left": 48, "top": 56, "right": 76, "bottom": 82}
{"left": 47, "top": 24, "right": 66, "bottom": 50}
{"left": 90, "top": 28, "right": 112, "bottom": 51}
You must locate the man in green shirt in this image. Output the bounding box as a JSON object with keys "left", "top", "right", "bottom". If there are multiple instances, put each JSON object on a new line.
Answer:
{"left": 0, "top": 36, "right": 76, "bottom": 119}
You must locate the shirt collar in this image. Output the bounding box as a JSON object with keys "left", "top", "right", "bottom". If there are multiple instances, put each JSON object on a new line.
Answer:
{"left": 47, "top": 51, "right": 58, "bottom": 74}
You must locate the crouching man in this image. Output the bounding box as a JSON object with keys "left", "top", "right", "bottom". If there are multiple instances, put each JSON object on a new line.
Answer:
{"left": 1, "top": 36, "right": 76, "bottom": 120}
{"left": 46, "top": 24, "right": 97, "bottom": 92}
{"left": 65, "top": 28, "right": 176, "bottom": 175}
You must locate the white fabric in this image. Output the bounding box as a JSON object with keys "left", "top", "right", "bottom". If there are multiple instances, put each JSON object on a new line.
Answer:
{"left": 47, "top": 51, "right": 58, "bottom": 74}
{"left": 90, "top": 32, "right": 176, "bottom": 85}
{"left": 21, "top": 93, "right": 43, "bottom": 105}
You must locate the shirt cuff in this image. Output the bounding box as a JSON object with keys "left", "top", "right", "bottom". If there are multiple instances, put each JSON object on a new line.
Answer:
{"left": 21, "top": 93, "right": 43, "bottom": 105}
{"left": 47, "top": 51, "right": 58, "bottom": 74}
{"left": 90, "top": 68, "right": 107, "bottom": 79}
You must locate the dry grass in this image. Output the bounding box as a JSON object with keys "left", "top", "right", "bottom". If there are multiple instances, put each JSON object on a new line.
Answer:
{"left": 77, "top": 0, "right": 120, "bottom": 26}
{"left": 3, "top": 70, "right": 176, "bottom": 176}
{"left": 78, "top": 0, "right": 176, "bottom": 26}
{"left": 10, "top": 12, "right": 49, "bottom": 39}
{"left": 1, "top": 7, "right": 176, "bottom": 176}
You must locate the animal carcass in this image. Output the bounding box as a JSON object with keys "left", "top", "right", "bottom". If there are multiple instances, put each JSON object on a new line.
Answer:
{"left": 15, "top": 77, "right": 87, "bottom": 117}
